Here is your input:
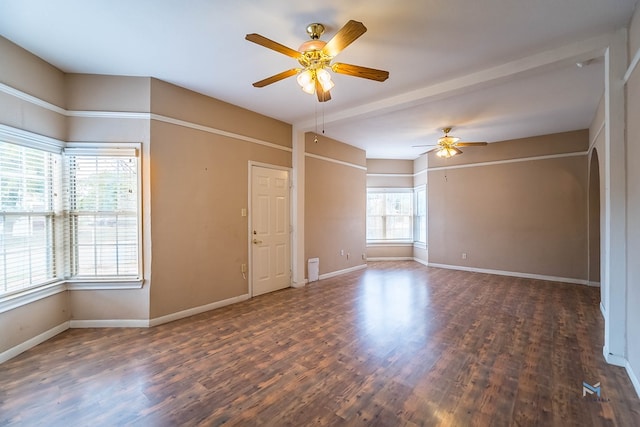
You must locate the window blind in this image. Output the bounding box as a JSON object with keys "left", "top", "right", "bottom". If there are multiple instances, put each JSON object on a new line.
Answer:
{"left": 0, "top": 141, "right": 60, "bottom": 295}
{"left": 415, "top": 187, "right": 427, "bottom": 243}
{"left": 63, "top": 148, "right": 140, "bottom": 279}
{"left": 366, "top": 190, "right": 414, "bottom": 240}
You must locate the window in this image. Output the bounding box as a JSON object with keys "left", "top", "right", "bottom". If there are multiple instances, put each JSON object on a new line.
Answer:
{"left": 0, "top": 142, "right": 60, "bottom": 294}
{"left": 64, "top": 148, "right": 140, "bottom": 279}
{"left": 367, "top": 190, "right": 413, "bottom": 241}
{"left": 0, "top": 131, "right": 141, "bottom": 298}
{"left": 415, "top": 186, "right": 427, "bottom": 244}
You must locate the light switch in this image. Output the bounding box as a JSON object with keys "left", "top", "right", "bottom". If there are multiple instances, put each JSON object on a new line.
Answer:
{"left": 241, "top": 208, "right": 247, "bottom": 217}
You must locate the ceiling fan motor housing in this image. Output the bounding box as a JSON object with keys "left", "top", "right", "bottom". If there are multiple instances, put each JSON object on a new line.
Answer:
{"left": 306, "top": 23, "right": 325, "bottom": 39}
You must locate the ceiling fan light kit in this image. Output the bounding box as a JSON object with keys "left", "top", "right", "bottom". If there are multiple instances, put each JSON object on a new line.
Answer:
{"left": 436, "top": 146, "right": 462, "bottom": 158}
{"left": 414, "top": 127, "right": 488, "bottom": 157}
{"left": 245, "top": 20, "right": 389, "bottom": 102}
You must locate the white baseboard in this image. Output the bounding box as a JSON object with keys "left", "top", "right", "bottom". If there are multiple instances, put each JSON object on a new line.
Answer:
{"left": 149, "top": 293, "right": 250, "bottom": 327}
{"left": 413, "top": 257, "right": 429, "bottom": 266}
{"left": 69, "top": 319, "right": 149, "bottom": 328}
{"left": 587, "top": 281, "right": 601, "bottom": 287}
{"left": 318, "top": 264, "right": 367, "bottom": 281}
{"left": 603, "top": 346, "right": 627, "bottom": 367}
{"left": 366, "top": 257, "right": 413, "bottom": 262}
{"left": 365, "top": 257, "right": 429, "bottom": 266}
{"left": 626, "top": 359, "right": 640, "bottom": 399}
{"left": 0, "top": 321, "right": 69, "bottom": 364}
{"left": 427, "top": 262, "right": 589, "bottom": 286}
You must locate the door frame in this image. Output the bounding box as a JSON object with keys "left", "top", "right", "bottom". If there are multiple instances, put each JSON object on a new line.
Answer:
{"left": 248, "top": 161, "right": 293, "bottom": 297}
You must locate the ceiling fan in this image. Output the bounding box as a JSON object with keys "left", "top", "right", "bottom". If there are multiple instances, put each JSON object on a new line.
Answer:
{"left": 245, "top": 20, "right": 389, "bottom": 102}
{"left": 414, "top": 127, "right": 488, "bottom": 158}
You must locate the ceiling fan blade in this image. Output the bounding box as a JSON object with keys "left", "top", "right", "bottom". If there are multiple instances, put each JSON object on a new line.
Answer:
{"left": 412, "top": 144, "right": 437, "bottom": 148}
{"left": 245, "top": 33, "right": 303, "bottom": 59}
{"left": 315, "top": 79, "right": 331, "bottom": 102}
{"left": 456, "top": 142, "right": 488, "bottom": 147}
{"left": 322, "top": 20, "right": 367, "bottom": 58}
{"left": 331, "top": 63, "right": 389, "bottom": 82}
{"left": 252, "top": 68, "right": 301, "bottom": 87}
{"left": 420, "top": 147, "right": 441, "bottom": 155}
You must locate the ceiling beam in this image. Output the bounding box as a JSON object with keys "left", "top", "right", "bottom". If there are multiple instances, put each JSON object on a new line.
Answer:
{"left": 295, "top": 32, "right": 613, "bottom": 132}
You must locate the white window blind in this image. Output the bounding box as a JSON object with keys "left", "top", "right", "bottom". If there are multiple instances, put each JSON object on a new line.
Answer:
{"left": 0, "top": 141, "right": 60, "bottom": 295}
{"left": 415, "top": 186, "right": 427, "bottom": 243}
{"left": 64, "top": 148, "right": 140, "bottom": 279}
{"left": 366, "top": 190, "right": 414, "bottom": 241}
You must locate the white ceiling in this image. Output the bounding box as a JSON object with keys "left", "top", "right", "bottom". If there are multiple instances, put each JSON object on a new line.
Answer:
{"left": 0, "top": 0, "right": 636, "bottom": 159}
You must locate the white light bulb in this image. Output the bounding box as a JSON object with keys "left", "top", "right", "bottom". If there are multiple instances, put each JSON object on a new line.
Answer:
{"left": 301, "top": 82, "right": 316, "bottom": 94}
{"left": 316, "top": 68, "right": 334, "bottom": 91}
{"left": 296, "top": 70, "right": 313, "bottom": 87}
{"left": 316, "top": 68, "right": 331, "bottom": 82}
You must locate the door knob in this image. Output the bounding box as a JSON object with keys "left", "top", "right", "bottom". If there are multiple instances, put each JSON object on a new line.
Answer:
{"left": 252, "top": 239, "right": 263, "bottom": 244}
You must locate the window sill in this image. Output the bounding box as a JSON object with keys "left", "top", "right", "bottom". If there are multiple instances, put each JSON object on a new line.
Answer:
{"left": 0, "top": 281, "right": 67, "bottom": 314}
{"left": 0, "top": 279, "right": 144, "bottom": 314}
{"left": 66, "top": 279, "right": 144, "bottom": 291}
{"left": 367, "top": 240, "right": 415, "bottom": 247}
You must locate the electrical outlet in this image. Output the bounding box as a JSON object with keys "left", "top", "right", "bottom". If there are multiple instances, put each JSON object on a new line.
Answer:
{"left": 241, "top": 208, "right": 247, "bottom": 217}
{"left": 462, "top": 252, "right": 467, "bottom": 260}
{"left": 340, "top": 249, "right": 344, "bottom": 256}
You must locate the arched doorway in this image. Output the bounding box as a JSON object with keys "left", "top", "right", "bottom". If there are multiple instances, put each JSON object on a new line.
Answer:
{"left": 588, "top": 149, "right": 601, "bottom": 290}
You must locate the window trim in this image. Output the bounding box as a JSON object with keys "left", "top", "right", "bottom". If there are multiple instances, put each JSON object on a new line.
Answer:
{"left": 0, "top": 126, "right": 144, "bottom": 312}
{"left": 0, "top": 281, "right": 66, "bottom": 314}
{"left": 64, "top": 142, "right": 143, "bottom": 283}
{"left": 414, "top": 184, "right": 427, "bottom": 244}
{"left": 366, "top": 187, "right": 415, "bottom": 243}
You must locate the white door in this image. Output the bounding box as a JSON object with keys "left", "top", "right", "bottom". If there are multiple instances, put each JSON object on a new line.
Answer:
{"left": 251, "top": 165, "right": 291, "bottom": 296}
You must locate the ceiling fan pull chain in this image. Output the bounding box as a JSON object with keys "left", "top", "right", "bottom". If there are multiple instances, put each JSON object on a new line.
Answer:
{"left": 314, "top": 99, "right": 319, "bottom": 143}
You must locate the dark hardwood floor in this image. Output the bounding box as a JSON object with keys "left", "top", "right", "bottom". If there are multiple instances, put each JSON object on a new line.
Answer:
{"left": 1, "top": 261, "right": 639, "bottom": 426}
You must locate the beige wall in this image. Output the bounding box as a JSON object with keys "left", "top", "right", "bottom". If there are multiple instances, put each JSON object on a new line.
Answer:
{"left": 0, "top": 37, "right": 296, "bottom": 355}
{"left": 63, "top": 74, "right": 152, "bottom": 322}
{"left": 366, "top": 245, "right": 413, "bottom": 259}
{"left": 148, "top": 81, "right": 292, "bottom": 318}
{"left": 150, "top": 79, "right": 292, "bottom": 148}
{"left": 0, "top": 37, "right": 70, "bottom": 357}
{"left": 413, "top": 154, "right": 428, "bottom": 187}
{"left": 0, "top": 37, "right": 66, "bottom": 108}
{"left": 0, "top": 37, "right": 66, "bottom": 140}
{"left": 66, "top": 74, "right": 151, "bottom": 112}
{"left": 366, "top": 159, "right": 414, "bottom": 188}
{"left": 428, "top": 130, "right": 589, "bottom": 281}
{"left": 625, "top": 5, "right": 640, "bottom": 395}
{"left": 305, "top": 133, "right": 366, "bottom": 277}
{"left": 0, "top": 292, "right": 69, "bottom": 353}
